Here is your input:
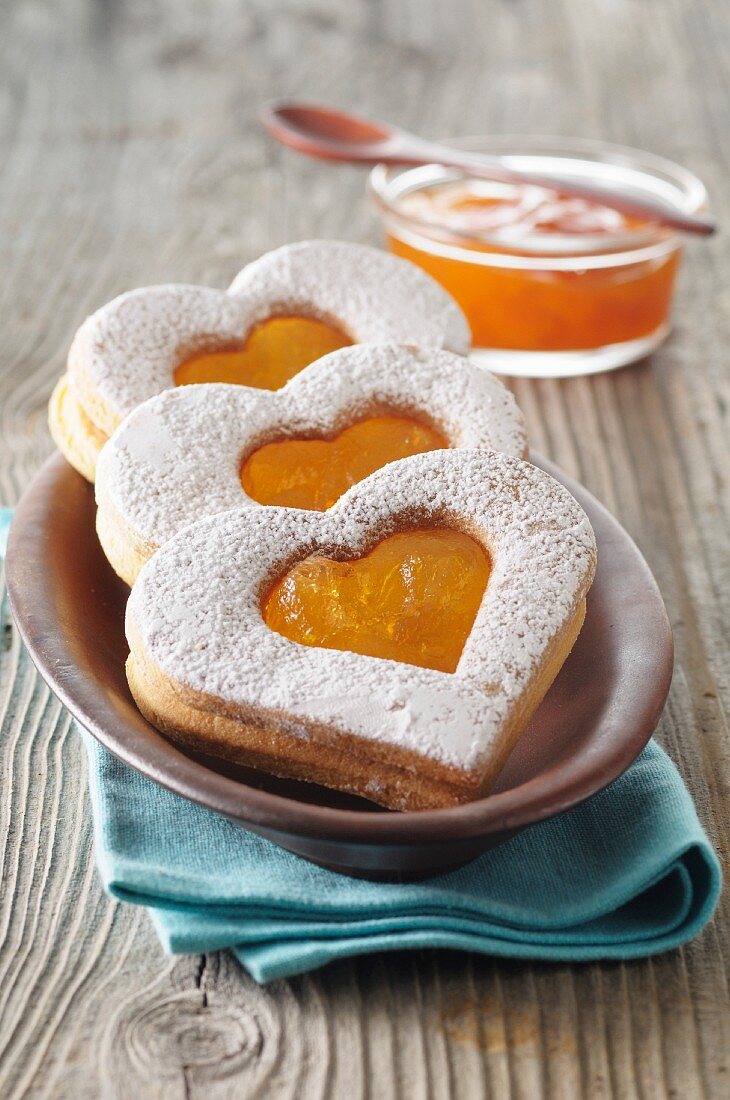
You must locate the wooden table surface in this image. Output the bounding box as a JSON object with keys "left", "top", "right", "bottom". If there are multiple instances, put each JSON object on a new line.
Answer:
{"left": 1, "top": 1, "right": 728, "bottom": 1096}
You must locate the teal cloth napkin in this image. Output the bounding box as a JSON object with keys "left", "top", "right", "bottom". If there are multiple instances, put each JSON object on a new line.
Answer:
{"left": 1, "top": 508, "right": 722, "bottom": 983}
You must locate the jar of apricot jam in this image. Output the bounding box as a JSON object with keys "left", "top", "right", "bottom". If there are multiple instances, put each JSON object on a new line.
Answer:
{"left": 369, "top": 138, "right": 707, "bottom": 377}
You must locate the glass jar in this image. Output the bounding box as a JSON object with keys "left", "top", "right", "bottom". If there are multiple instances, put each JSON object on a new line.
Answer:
{"left": 369, "top": 137, "right": 707, "bottom": 377}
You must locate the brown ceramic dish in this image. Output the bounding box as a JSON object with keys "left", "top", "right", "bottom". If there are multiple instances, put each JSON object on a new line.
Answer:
{"left": 6, "top": 453, "right": 673, "bottom": 879}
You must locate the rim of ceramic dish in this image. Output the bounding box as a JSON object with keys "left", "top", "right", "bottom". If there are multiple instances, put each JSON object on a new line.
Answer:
{"left": 6, "top": 452, "right": 674, "bottom": 846}
{"left": 369, "top": 134, "right": 707, "bottom": 269}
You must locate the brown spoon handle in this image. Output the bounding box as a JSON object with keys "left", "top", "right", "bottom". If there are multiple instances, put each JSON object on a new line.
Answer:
{"left": 262, "top": 100, "right": 715, "bottom": 237}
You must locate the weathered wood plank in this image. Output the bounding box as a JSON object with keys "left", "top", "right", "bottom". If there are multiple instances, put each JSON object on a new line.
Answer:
{"left": 0, "top": 1, "right": 728, "bottom": 1097}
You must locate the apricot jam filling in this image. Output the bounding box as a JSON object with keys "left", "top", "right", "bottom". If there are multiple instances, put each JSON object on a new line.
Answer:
{"left": 174, "top": 316, "right": 352, "bottom": 391}
{"left": 263, "top": 528, "right": 490, "bottom": 673}
{"left": 242, "top": 414, "right": 447, "bottom": 511}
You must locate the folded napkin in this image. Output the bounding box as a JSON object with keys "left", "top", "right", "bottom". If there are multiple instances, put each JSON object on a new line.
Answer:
{"left": 1, "top": 508, "right": 721, "bottom": 983}
{"left": 81, "top": 733, "right": 720, "bottom": 981}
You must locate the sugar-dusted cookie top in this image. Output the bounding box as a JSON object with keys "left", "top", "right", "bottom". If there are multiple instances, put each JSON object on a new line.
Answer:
{"left": 126, "top": 449, "right": 596, "bottom": 775}
{"left": 95, "top": 345, "right": 527, "bottom": 583}
{"left": 228, "top": 240, "right": 471, "bottom": 353}
{"left": 68, "top": 240, "right": 471, "bottom": 437}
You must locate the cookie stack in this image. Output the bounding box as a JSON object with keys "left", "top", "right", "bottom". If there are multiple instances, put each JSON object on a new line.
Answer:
{"left": 49, "top": 240, "right": 595, "bottom": 812}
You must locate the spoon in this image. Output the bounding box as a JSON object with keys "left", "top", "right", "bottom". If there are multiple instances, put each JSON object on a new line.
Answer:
{"left": 262, "top": 100, "right": 715, "bottom": 237}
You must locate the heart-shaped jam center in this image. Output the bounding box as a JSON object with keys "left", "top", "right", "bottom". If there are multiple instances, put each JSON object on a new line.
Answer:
{"left": 263, "top": 528, "right": 490, "bottom": 673}
{"left": 174, "top": 316, "right": 352, "bottom": 391}
{"left": 242, "top": 415, "right": 447, "bottom": 511}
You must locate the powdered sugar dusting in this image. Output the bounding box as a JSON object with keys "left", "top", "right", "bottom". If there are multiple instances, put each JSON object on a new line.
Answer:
{"left": 69, "top": 241, "right": 470, "bottom": 432}
{"left": 229, "top": 239, "right": 470, "bottom": 354}
{"left": 96, "top": 344, "right": 527, "bottom": 553}
{"left": 68, "top": 285, "right": 256, "bottom": 432}
{"left": 126, "top": 449, "right": 596, "bottom": 773}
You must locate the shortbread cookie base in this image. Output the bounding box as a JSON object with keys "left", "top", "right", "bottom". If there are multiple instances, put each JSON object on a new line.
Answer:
{"left": 96, "top": 490, "right": 156, "bottom": 587}
{"left": 126, "top": 601, "right": 586, "bottom": 813}
{"left": 48, "top": 374, "right": 108, "bottom": 483}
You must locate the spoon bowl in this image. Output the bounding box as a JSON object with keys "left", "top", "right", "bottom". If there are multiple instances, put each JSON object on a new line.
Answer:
{"left": 269, "top": 102, "right": 393, "bottom": 154}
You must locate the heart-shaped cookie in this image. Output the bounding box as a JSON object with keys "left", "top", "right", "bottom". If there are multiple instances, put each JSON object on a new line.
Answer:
{"left": 49, "top": 240, "right": 470, "bottom": 482}
{"left": 95, "top": 344, "right": 527, "bottom": 585}
{"left": 126, "top": 449, "right": 596, "bottom": 812}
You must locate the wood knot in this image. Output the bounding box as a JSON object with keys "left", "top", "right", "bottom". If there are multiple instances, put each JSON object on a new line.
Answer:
{"left": 120, "top": 992, "right": 264, "bottom": 1078}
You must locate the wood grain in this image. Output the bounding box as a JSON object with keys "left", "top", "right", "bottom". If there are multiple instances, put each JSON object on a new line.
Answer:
{"left": 0, "top": 0, "right": 728, "bottom": 1096}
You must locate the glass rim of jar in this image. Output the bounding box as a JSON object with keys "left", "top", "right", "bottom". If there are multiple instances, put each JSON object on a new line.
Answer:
{"left": 368, "top": 135, "right": 708, "bottom": 271}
